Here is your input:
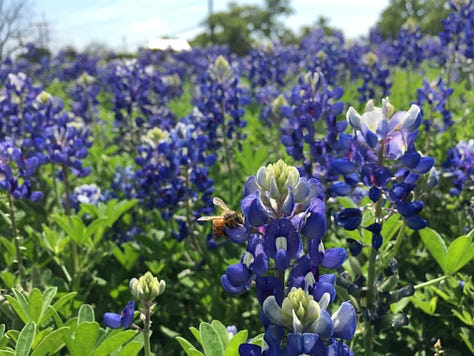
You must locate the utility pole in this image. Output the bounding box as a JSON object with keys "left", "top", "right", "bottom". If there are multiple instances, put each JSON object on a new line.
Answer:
{"left": 36, "top": 13, "right": 50, "bottom": 49}
{"left": 208, "top": 0, "right": 215, "bottom": 43}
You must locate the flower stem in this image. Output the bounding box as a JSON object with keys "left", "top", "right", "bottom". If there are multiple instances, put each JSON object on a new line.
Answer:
{"left": 220, "top": 102, "right": 234, "bottom": 204}
{"left": 364, "top": 143, "right": 385, "bottom": 355}
{"left": 143, "top": 302, "right": 152, "bottom": 356}
{"left": 414, "top": 275, "right": 448, "bottom": 290}
{"left": 8, "top": 193, "right": 25, "bottom": 287}
{"left": 62, "top": 165, "right": 80, "bottom": 291}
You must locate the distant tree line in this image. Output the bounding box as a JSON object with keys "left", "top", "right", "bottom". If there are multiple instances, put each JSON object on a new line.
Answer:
{"left": 0, "top": 0, "right": 452, "bottom": 59}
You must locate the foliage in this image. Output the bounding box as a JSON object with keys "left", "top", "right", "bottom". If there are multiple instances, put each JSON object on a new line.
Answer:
{"left": 377, "top": 0, "right": 450, "bottom": 38}
{"left": 193, "top": 0, "right": 293, "bottom": 55}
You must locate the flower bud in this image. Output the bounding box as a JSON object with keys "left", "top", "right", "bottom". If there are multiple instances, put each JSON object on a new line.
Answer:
{"left": 130, "top": 271, "right": 166, "bottom": 303}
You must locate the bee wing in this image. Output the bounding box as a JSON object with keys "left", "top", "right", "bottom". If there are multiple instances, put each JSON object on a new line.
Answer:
{"left": 213, "top": 197, "right": 230, "bottom": 211}
{"left": 197, "top": 216, "right": 220, "bottom": 222}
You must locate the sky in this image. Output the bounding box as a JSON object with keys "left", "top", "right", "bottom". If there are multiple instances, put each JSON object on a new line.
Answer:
{"left": 30, "top": 0, "right": 390, "bottom": 52}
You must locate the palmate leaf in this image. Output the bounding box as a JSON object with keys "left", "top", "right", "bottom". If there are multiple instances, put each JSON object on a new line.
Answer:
{"left": 419, "top": 228, "right": 474, "bottom": 275}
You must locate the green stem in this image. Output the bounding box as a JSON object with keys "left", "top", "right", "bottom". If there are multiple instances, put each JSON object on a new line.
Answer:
{"left": 220, "top": 102, "right": 234, "bottom": 204}
{"left": 386, "top": 224, "right": 406, "bottom": 262}
{"left": 364, "top": 143, "right": 385, "bottom": 355}
{"left": 143, "top": 302, "right": 152, "bottom": 356}
{"left": 364, "top": 245, "right": 377, "bottom": 356}
{"left": 8, "top": 193, "right": 24, "bottom": 287}
{"left": 62, "top": 165, "right": 80, "bottom": 291}
{"left": 184, "top": 164, "right": 203, "bottom": 258}
{"left": 414, "top": 275, "right": 448, "bottom": 290}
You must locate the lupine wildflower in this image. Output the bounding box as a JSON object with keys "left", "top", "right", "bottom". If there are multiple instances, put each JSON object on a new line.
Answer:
{"left": 103, "top": 300, "right": 135, "bottom": 329}
{"left": 218, "top": 160, "right": 356, "bottom": 354}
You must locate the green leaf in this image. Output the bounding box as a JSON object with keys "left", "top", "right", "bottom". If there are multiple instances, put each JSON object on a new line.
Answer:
{"left": 66, "top": 322, "right": 99, "bottom": 356}
{"left": 31, "top": 326, "right": 69, "bottom": 356}
{"left": 112, "top": 243, "right": 140, "bottom": 271}
{"left": 15, "top": 321, "right": 36, "bottom": 356}
{"left": 200, "top": 322, "right": 225, "bottom": 356}
{"left": 225, "top": 330, "right": 248, "bottom": 356}
{"left": 28, "top": 289, "right": 43, "bottom": 323}
{"left": 419, "top": 228, "right": 448, "bottom": 274}
{"left": 52, "top": 292, "right": 77, "bottom": 313}
{"left": 38, "top": 287, "right": 57, "bottom": 326}
{"left": 6, "top": 296, "right": 30, "bottom": 324}
{"left": 381, "top": 214, "right": 403, "bottom": 248}
{"left": 78, "top": 304, "right": 95, "bottom": 324}
{"left": 117, "top": 341, "right": 142, "bottom": 356}
{"left": 91, "top": 329, "right": 138, "bottom": 356}
{"left": 176, "top": 336, "right": 200, "bottom": 356}
{"left": 211, "top": 320, "right": 230, "bottom": 348}
{"left": 410, "top": 292, "right": 438, "bottom": 315}
{"left": 445, "top": 234, "right": 474, "bottom": 275}
{"left": 189, "top": 327, "right": 201, "bottom": 344}
{"left": 336, "top": 196, "right": 358, "bottom": 209}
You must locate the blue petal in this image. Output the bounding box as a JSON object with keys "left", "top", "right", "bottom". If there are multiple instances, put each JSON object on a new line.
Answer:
{"left": 121, "top": 300, "right": 135, "bottom": 328}
{"left": 332, "top": 159, "right": 357, "bottom": 175}
{"left": 226, "top": 263, "right": 250, "bottom": 286}
{"left": 412, "top": 157, "right": 434, "bottom": 174}
{"left": 103, "top": 312, "right": 122, "bottom": 329}
{"left": 332, "top": 302, "right": 357, "bottom": 340}
{"left": 221, "top": 275, "right": 248, "bottom": 294}
{"left": 225, "top": 226, "right": 248, "bottom": 244}
{"left": 238, "top": 343, "right": 261, "bottom": 356}
{"left": 331, "top": 182, "right": 352, "bottom": 196}
{"left": 404, "top": 216, "right": 428, "bottom": 230}
{"left": 321, "top": 248, "right": 347, "bottom": 269}
{"left": 301, "top": 199, "right": 326, "bottom": 239}
{"left": 311, "top": 310, "right": 333, "bottom": 338}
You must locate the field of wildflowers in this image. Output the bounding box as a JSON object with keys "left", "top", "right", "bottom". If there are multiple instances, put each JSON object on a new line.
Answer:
{"left": 0, "top": 1, "right": 473, "bottom": 355}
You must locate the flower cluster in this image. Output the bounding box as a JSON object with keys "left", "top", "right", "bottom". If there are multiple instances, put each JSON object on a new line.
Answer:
{"left": 0, "top": 138, "right": 43, "bottom": 201}
{"left": 332, "top": 98, "right": 434, "bottom": 236}
{"left": 442, "top": 139, "right": 474, "bottom": 196}
{"left": 416, "top": 77, "right": 454, "bottom": 133}
{"left": 133, "top": 121, "right": 215, "bottom": 240}
{"left": 280, "top": 71, "right": 346, "bottom": 181}
{"left": 193, "top": 55, "right": 249, "bottom": 149}
{"left": 214, "top": 160, "right": 356, "bottom": 355}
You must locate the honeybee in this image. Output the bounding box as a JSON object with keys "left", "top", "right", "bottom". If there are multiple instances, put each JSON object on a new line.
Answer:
{"left": 198, "top": 197, "right": 244, "bottom": 237}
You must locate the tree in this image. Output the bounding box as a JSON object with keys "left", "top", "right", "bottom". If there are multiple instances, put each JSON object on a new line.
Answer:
{"left": 193, "top": 0, "right": 293, "bottom": 55}
{"left": 377, "top": 0, "right": 450, "bottom": 39}
{"left": 0, "top": 0, "right": 30, "bottom": 59}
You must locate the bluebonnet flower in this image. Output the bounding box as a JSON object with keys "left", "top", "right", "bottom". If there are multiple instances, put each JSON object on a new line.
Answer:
{"left": 103, "top": 300, "right": 135, "bottom": 329}
{"left": 193, "top": 55, "right": 249, "bottom": 149}
{"left": 68, "top": 183, "right": 104, "bottom": 211}
{"left": 69, "top": 72, "right": 100, "bottom": 125}
{"left": 416, "top": 77, "right": 454, "bottom": 133}
{"left": 439, "top": 0, "right": 474, "bottom": 64}
{"left": 442, "top": 139, "right": 474, "bottom": 196}
{"left": 356, "top": 52, "right": 392, "bottom": 103}
{"left": 220, "top": 160, "right": 356, "bottom": 354}
{"left": 331, "top": 98, "right": 433, "bottom": 232}
{"left": 0, "top": 137, "right": 43, "bottom": 201}
{"left": 280, "top": 71, "right": 346, "bottom": 181}
{"left": 44, "top": 114, "right": 92, "bottom": 179}
{"left": 389, "top": 24, "right": 425, "bottom": 69}
{"left": 133, "top": 121, "right": 216, "bottom": 241}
